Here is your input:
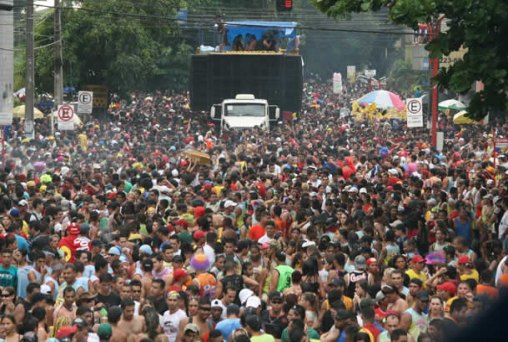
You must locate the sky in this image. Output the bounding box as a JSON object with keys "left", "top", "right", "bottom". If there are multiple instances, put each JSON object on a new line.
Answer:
{"left": 35, "top": 0, "right": 54, "bottom": 11}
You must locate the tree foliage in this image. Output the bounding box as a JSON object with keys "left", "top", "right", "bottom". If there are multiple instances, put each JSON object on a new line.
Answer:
{"left": 387, "top": 59, "right": 427, "bottom": 97}
{"left": 30, "top": 0, "right": 212, "bottom": 93}
{"left": 310, "top": 0, "right": 508, "bottom": 118}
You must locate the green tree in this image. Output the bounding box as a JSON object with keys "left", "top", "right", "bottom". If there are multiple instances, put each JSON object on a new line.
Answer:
{"left": 23, "top": 0, "right": 214, "bottom": 93}
{"left": 310, "top": 0, "right": 508, "bottom": 118}
{"left": 387, "top": 59, "right": 427, "bottom": 97}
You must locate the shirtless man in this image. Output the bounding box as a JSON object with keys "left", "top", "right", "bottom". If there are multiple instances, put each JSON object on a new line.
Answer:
{"left": 176, "top": 297, "right": 212, "bottom": 341}
{"left": 118, "top": 299, "right": 145, "bottom": 335}
{"left": 140, "top": 258, "right": 154, "bottom": 298}
{"left": 249, "top": 244, "right": 268, "bottom": 284}
{"left": 382, "top": 285, "right": 409, "bottom": 315}
{"left": 107, "top": 306, "right": 128, "bottom": 342}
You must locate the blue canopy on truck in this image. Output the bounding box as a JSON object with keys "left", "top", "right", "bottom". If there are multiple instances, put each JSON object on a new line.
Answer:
{"left": 224, "top": 21, "right": 298, "bottom": 44}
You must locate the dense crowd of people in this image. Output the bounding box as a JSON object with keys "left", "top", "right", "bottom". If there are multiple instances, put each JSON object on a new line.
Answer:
{"left": 0, "top": 75, "right": 507, "bottom": 342}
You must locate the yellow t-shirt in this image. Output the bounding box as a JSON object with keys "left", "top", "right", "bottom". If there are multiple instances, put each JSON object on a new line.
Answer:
{"left": 180, "top": 213, "right": 195, "bottom": 225}
{"left": 132, "top": 162, "right": 144, "bottom": 171}
{"left": 78, "top": 133, "right": 88, "bottom": 152}
{"left": 22, "top": 220, "right": 30, "bottom": 237}
{"left": 445, "top": 296, "right": 457, "bottom": 313}
{"left": 342, "top": 296, "right": 354, "bottom": 311}
{"left": 324, "top": 296, "right": 354, "bottom": 311}
{"left": 406, "top": 269, "right": 428, "bottom": 288}
{"left": 424, "top": 210, "right": 433, "bottom": 222}
{"left": 460, "top": 269, "right": 479, "bottom": 282}
{"left": 212, "top": 185, "right": 224, "bottom": 197}
{"left": 445, "top": 295, "right": 474, "bottom": 313}
{"left": 239, "top": 161, "right": 247, "bottom": 174}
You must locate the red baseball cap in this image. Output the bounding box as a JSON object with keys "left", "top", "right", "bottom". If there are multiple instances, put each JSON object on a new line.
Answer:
{"left": 56, "top": 326, "right": 78, "bottom": 339}
{"left": 411, "top": 255, "right": 425, "bottom": 264}
{"left": 106, "top": 192, "right": 117, "bottom": 199}
{"left": 173, "top": 268, "right": 189, "bottom": 282}
{"left": 194, "top": 206, "right": 206, "bottom": 219}
{"left": 384, "top": 310, "right": 400, "bottom": 319}
{"left": 68, "top": 222, "right": 80, "bottom": 235}
{"left": 366, "top": 257, "right": 377, "bottom": 266}
{"left": 436, "top": 281, "right": 457, "bottom": 296}
{"left": 193, "top": 230, "right": 206, "bottom": 241}
{"left": 174, "top": 219, "right": 188, "bottom": 228}
{"left": 457, "top": 255, "right": 471, "bottom": 265}
{"left": 167, "top": 285, "right": 182, "bottom": 292}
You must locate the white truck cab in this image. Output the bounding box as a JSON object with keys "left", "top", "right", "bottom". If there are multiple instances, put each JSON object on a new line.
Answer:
{"left": 210, "top": 94, "right": 280, "bottom": 133}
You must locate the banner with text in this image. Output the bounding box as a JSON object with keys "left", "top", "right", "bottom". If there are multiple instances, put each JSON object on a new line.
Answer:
{"left": 347, "top": 65, "right": 356, "bottom": 82}
{"left": 333, "top": 73, "right": 343, "bottom": 94}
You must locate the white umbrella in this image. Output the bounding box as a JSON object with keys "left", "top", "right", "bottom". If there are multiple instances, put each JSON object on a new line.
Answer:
{"left": 14, "top": 88, "right": 26, "bottom": 98}
{"left": 51, "top": 111, "right": 83, "bottom": 126}
{"left": 438, "top": 99, "right": 466, "bottom": 111}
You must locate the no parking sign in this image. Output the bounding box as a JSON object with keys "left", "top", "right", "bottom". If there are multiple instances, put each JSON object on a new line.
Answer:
{"left": 406, "top": 98, "right": 423, "bottom": 128}
{"left": 77, "top": 91, "right": 93, "bottom": 114}
{"left": 57, "top": 104, "right": 75, "bottom": 130}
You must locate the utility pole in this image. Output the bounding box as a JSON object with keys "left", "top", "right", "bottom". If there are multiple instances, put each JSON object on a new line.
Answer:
{"left": 25, "top": 0, "right": 35, "bottom": 139}
{"left": 53, "top": 0, "right": 63, "bottom": 136}
{"left": 429, "top": 16, "right": 444, "bottom": 148}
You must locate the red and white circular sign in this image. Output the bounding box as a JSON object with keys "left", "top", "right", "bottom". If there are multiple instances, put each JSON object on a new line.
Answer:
{"left": 58, "top": 104, "right": 74, "bottom": 122}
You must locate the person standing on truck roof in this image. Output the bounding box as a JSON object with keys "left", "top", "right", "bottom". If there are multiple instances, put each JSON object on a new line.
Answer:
{"left": 257, "top": 32, "right": 277, "bottom": 51}
{"left": 245, "top": 34, "right": 257, "bottom": 51}
{"left": 232, "top": 35, "right": 244, "bottom": 51}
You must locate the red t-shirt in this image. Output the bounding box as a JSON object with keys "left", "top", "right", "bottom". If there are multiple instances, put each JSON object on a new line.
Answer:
{"left": 363, "top": 322, "right": 381, "bottom": 341}
{"left": 449, "top": 210, "right": 459, "bottom": 221}
{"left": 248, "top": 224, "right": 265, "bottom": 241}
{"left": 58, "top": 235, "right": 91, "bottom": 262}
{"left": 387, "top": 176, "right": 402, "bottom": 186}
{"left": 274, "top": 218, "right": 285, "bottom": 235}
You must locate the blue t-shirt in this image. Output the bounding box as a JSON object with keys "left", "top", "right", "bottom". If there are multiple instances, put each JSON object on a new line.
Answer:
{"left": 215, "top": 318, "right": 241, "bottom": 341}
{"left": 17, "top": 265, "right": 34, "bottom": 299}
{"left": 337, "top": 329, "right": 347, "bottom": 342}
{"left": 0, "top": 265, "right": 17, "bottom": 289}
{"left": 454, "top": 218, "right": 471, "bottom": 242}
{"left": 84, "top": 265, "right": 95, "bottom": 279}
{"left": 15, "top": 235, "right": 29, "bottom": 253}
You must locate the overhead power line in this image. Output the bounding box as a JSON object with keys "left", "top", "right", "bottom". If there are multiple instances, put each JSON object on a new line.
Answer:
{"left": 12, "top": 3, "right": 416, "bottom": 36}
{"left": 0, "top": 38, "right": 61, "bottom": 51}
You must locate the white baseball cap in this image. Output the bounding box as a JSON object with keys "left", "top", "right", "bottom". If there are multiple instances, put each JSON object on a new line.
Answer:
{"left": 239, "top": 289, "right": 254, "bottom": 305}
{"left": 40, "top": 284, "right": 51, "bottom": 295}
{"left": 246, "top": 296, "right": 261, "bottom": 309}
{"left": 224, "top": 200, "right": 238, "bottom": 208}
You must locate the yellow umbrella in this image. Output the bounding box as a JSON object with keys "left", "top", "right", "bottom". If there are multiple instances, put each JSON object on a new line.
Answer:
{"left": 13, "top": 105, "right": 44, "bottom": 119}
{"left": 453, "top": 111, "right": 481, "bottom": 125}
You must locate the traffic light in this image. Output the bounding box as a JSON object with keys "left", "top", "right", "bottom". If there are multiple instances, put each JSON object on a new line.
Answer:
{"left": 276, "top": 0, "right": 293, "bottom": 11}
